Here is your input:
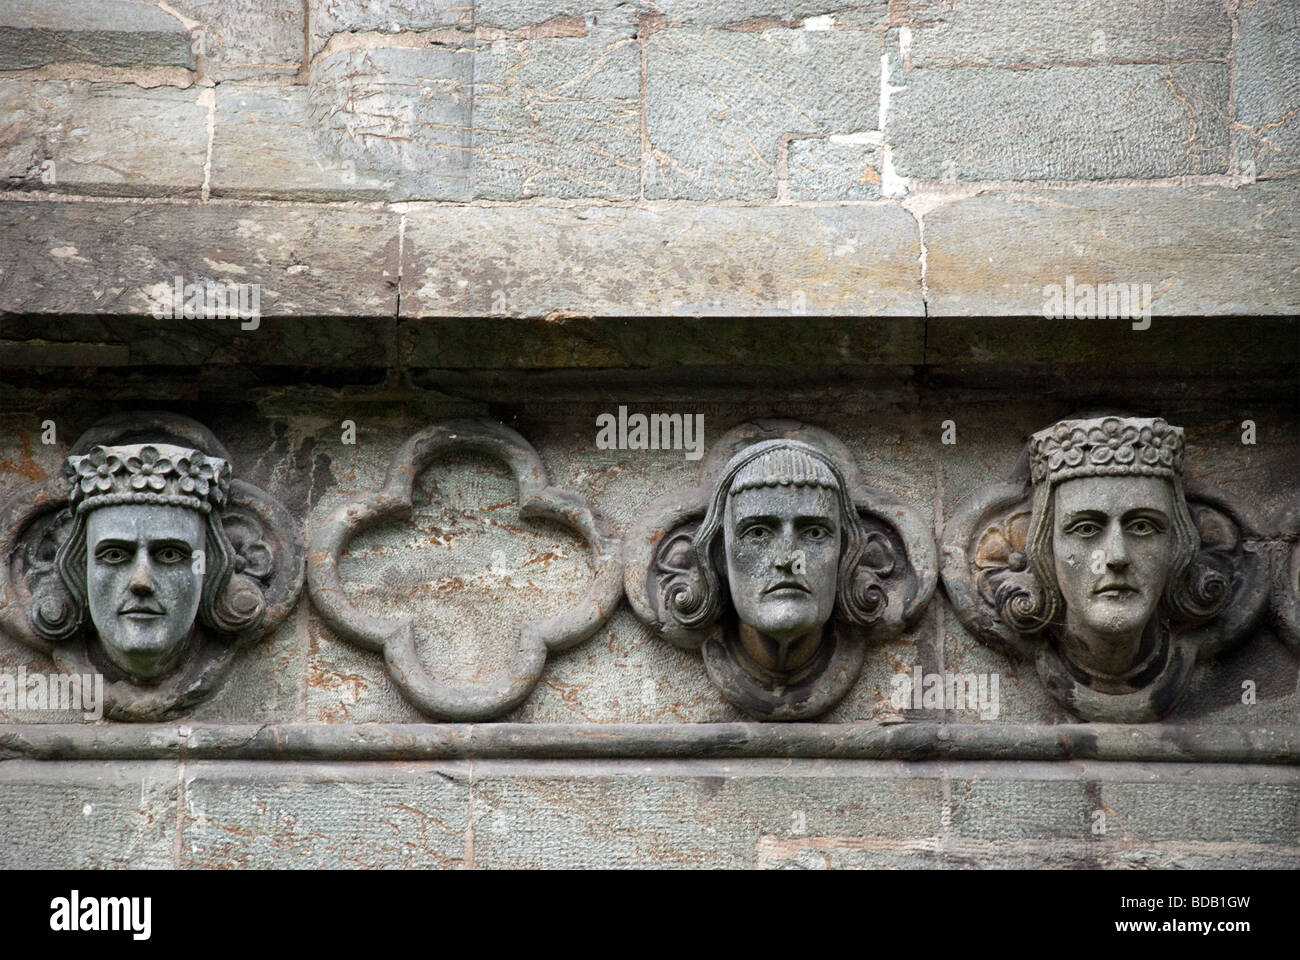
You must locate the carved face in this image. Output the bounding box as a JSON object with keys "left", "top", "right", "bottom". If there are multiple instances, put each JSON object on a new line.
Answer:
{"left": 724, "top": 484, "right": 840, "bottom": 644}
{"left": 85, "top": 504, "right": 205, "bottom": 680}
{"left": 1051, "top": 476, "right": 1175, "bottom": 653}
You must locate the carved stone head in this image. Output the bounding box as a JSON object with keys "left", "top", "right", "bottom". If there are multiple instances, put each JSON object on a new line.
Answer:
{"left": 0, "top": 414, "right": 304, "bottom": 720}
{"left": 49, "top": 443, "right": 260, "bottom": 682}
{"left": 1016, "top": 418, "right": 1225, "bottom": 690}
{"left": 942, "top": 414, "right": 1267, "bottom": 722}
{"left": 626, "top": 422, "right": 935, "bottom": 720}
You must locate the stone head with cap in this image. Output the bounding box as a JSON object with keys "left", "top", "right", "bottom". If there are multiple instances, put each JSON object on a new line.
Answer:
{"left": 664, "top": 439, "right": 886, "bottom": 676}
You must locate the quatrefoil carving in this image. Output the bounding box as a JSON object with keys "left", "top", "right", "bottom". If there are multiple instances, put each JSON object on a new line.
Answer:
{"left": 307, "top": 419, "right": 624, "bottom": 720}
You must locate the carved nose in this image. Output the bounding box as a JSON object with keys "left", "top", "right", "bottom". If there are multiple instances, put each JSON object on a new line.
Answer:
{"left": 1103, "top": 521, "right": 1129, "bottom": 568}
{"left": 128, "top": 558, "right": 154, "bottom": 595}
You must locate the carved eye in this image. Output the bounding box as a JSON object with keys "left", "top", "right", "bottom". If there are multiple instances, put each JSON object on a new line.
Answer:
{"left": 1067, "top": 521, "right": 1102, "bottom": 538}
{"left": 155, "top": 546, "right": 190, "bottom": 564}
{"left": 741, "top": 525, "right": 771, "bottom": 542}
{"left": 95, "top": 547, "right": 130, "bottom": 564}
{"left": 803, "top": 525, "right": 832, "bottom": 542}
{"left": 1127, "top": 518, "right": 1159, "bottom": 536}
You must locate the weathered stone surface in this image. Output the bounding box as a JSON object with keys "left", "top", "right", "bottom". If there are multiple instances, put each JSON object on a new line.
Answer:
{"left": 180, "top": 762, "right": 470, "bottom": 868}
{"left": 904, "top": 0, "right": 1230, "bottom": 67}
{"left": 474, "top": 0, "right": 643, "bottom": 30}
{"left": 646, "top": 27, "right": 881, "bottom": 199}
{"left": 923, "top": 183, "right": 1300, "bottom": 316}
{"left": 0, "top": 0, "right": 194, "bottom": 70}
{"left": 787, "top": 134, "right": 883, "bottom": 199}
{"left": 400, "top": 204, "right": 923, "bottom": 317}
{"left": 1235, "top": 0, "right": 1300, "bottom": 178}
{"left": 649, "top": 2, "right": 888, "bottom": 27}
{"left": 472, "top": 2, "right": 889, "bottom": 30}
{"left": 470, "top": 27, "right": 641, "bottom": 200}
{"left": 307, "top": 0, "right": 472, "bottom": 59}
{"left": 0, "top": 80, "right": 206, "bottom": 197}
{"left": 307, "top": 45, "right": 473, "bottom": 201}
{"left": 469, "top": 760, "right": 943, "bottom": 868}
{"left": 951, "top": 770, "right": 1093, "bottom": 840}
{"left": 167, "top": 0, "right": 303, "bottom": 82}
{"left": 1102, "top": 770, "right": 1300, "bottom": 844}
{"left": 213, "top": 84, "right": 393, "bottom": 200}
{"left": 0, "top": 761, "right": 178, "bottom": 868}
{"left": 889, "top": 63, "right": 1230, "bottom": 181}
{"left": 0, "top": 200, "right": 399, "bottom": 323}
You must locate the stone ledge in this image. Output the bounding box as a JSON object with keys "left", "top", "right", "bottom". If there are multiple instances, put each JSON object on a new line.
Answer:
{"left": 0, "top": 200, "right": 400, "bottom": 327}
{"left": 924, "top": 182, "right": 1300, "bottom": 316}
{"left": 2, "top": 722, "right": 1296, "bottom": 763}
{"left": 400, "top": 203, "right": 924, "bottom": 317}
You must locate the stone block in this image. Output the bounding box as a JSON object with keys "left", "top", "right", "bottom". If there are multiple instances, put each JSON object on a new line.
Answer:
{"left": 0, "top": 761, "right": 178, "bottom": 868}
{"left": 0, "top": 0, "right": 194, "bottom": 70}
{"left": 1235, "top": 0, "right": 1300, "bottom": 178}
{"left": 646, "top": 27, "right": 881, "bottom": 199}
{"left": 1102, "top": 771, "right": 1300, "bottom": 844}
{"left": 213, "top": 83, "right": 393, "bottom": 200}
{"left": 470, "top": 27, "right": 641, "bottom": 199}
{"left": 904, "top": 0, "right": 1230, "bottom": 67}
{"left": 0, "top": 201, "right": 399, "bottom": 324}
{"left": 167, "top": 0, "right": 303, "bottom": 81}
{"left": 307, "top": 45, "right": 473, "bottom": 201}
{"left": 787, "top": 134, "right": 883, "bottom": 199}
{"left": 889, "top": 63, "right": 1230, "bottom": 181}
{"left": 0, "top": 79, "right": 206, "bottom": 197}
{"left": 180, "top": 762, "right": 470, "bottom": 867}
{"left": 468, "top": 759, "right": 943, "bottom": 868}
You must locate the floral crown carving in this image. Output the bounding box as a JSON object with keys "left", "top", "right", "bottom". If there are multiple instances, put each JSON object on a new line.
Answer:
{"left": 1029, "top": 416, "right": 1184, "bottom": 486}
{"left": 65, "top": 443, "right": 232, "bottom": 515}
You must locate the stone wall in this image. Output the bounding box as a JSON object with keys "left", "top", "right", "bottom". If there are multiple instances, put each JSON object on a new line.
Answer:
{"left": 1, "top": 0, "right": 1298, "bottom": 869}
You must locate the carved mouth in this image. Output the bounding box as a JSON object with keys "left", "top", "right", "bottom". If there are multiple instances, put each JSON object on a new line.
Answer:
{"left": 764, "top": 581, "right": 811, "bottom": 596}
{"left": 1092, "top": 583, "right": 1139, "bottom": 598}
{"left": 119, "top": 603, "right": 165, "bottom": 618}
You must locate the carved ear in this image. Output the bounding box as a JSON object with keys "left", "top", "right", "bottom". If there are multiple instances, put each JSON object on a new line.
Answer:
{"left": 1176, "top": 485, "right": 1269, "bottom": 659}
{"left": 848, "top": 490, "right": 936, "bottom": 639}
{"left": 940, "top": 480, "right": 1045, "bottom": 662}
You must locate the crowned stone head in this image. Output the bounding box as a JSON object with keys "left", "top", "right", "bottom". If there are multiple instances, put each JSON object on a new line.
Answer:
{"left": 51, "top": 443, "right": 248, "bottom": 682}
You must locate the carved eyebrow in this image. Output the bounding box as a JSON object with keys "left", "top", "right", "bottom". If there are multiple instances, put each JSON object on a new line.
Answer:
{"left": 1060, "top": 509, "right": 1108, "bottom": 524}
{"left": 1121, "top": 508, "right": 1169, "bottom": 523}
{"left": 91, "top": 538, "right": 137, "bottom": 551}
{"left": 147, "top": 538, "right": 196, "bottom": 551}
{"left": 732, "top": 514, "right": 780, "bottom": 527}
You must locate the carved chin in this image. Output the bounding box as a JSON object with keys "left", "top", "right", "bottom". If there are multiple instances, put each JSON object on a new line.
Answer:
{"left": 1076, "top": 594, "right": 1158, "bottom": 639}
{"left": 745, "top": 596, "right": 827, "bottom": 642}
{"left": 97, "top": 618, "right": 192, "bottom": 679}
